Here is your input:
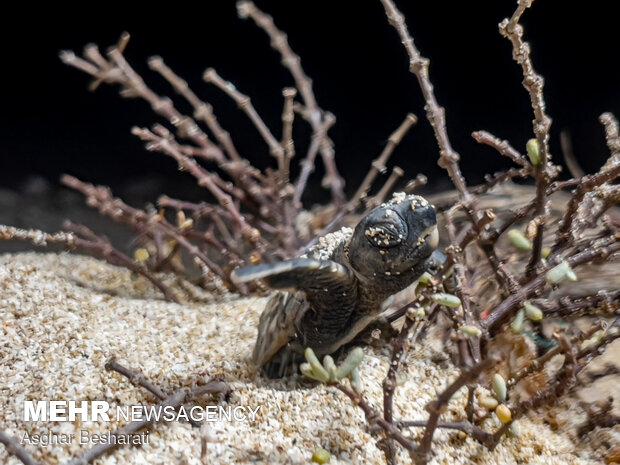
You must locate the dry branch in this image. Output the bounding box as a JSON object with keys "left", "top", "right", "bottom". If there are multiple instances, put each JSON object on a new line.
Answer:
{"left": 293, "top": 113, "right": 336, "bottom": 207}
{"left": 417, "top": 359, "right": 494, "bottom": 462}
{"left": 280, "top": 87, "right": 297, "bottom": 183}
{"left": 483, "top": 234, "right": 619, "bottom": 331}
{"left": 65, "top": 381, "right": 228, "bottom": 465}
{"left": 379, "top": 0, "right": 472, "bottom": 207}
{"left": 351, "top": 113, "right": 417, "bottom": 209}
{"left": 555, "top": 164, "right": 620, "bottom": 247}
{"left": 60, "top": 36, "right": 225, "bottom": 164}
{"left": 60, "top": 174, "right": 239, "bottom": 291}
{"left": 0, "top": 224, "right": 180, "bottom": 303}
{"left": 333, "top": 384, "right": 419, "bottom": 460}
{"left": 0, "top": 430, "right": 41, "bottom": 465}
{"left": 365, "top": 167, "right": 405, "bottom": 210}
{"left": 147, "top": 55, "right": 242, "bottom": 162}
{"left": 131, "top": 126, "right": 262, "bottom": 248}
{"left": 203, "top": 68, "right": 285, "bottom": 164}
{"left": 600, "top": 113, "right": 620, "bottom": 168}
{"left": 105, "top": 358, "right": 227, "bottom": 429}
{"left": 499, "top": 0, "right": 556, "bottom": 277}
{"left": 237, "top": 1, "right": 346, "bottom": 205}
{"left": 382, "top": 313, "right": 428, "bottom": 464}
{"left": 472, "top": 130, "right": 530, "bottom": 168}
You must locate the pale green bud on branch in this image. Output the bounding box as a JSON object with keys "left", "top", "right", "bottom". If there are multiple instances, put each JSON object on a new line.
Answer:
{"left": 458, "top": 325, "right": 482, "bottom": 337}
{"left": 432, "top": 293, "right": 461, "bottom": 308}
{"left": 349, "top": 367, "right": 362, "bottom": 393}
{"left": 523, "top": 301, "right": 543, "bottom": 321}
{"left": 546, "top": 261, "right": 578, "bottom": 284}
{"left": 335, "top": 347, "right": 364, "bottom": 380}
{"left": 511, "top": 308, "right": 525, "bottom": 333}
{"left": 492, "top": 373, "right": 507, "bottom": 402}
{"left": 304, "top": 348, "right": 330, "bottom": 381}
{"left": 507, "top": 229, "right": 532, "bottom": 251}
{"left": 323, "top": 355, "right": 336, "bottom": 381}
{"left": 526, "top": 138, "right": 540, "bottom": 165}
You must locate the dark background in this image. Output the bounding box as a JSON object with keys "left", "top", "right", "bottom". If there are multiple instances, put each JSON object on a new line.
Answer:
{"left": 2, "top": 1, "right": 619, "bottom": 205}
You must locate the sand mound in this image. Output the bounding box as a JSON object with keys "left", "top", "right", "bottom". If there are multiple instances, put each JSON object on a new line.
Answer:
{"left": 0, "top": 252, "right": 614, "bottom": 464}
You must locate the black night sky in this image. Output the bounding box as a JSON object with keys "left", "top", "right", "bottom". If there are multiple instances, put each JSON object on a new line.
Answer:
{"left": 2, "top": 1, "right": 619, "bottom": 203}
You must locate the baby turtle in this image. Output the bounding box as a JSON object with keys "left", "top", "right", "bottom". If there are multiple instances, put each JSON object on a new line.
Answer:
{"left": 232, "top": 193, "right": 440, "bottom": 378}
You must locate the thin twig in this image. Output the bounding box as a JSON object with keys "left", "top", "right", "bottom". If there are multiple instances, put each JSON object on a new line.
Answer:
{"left": 555, "top": 164, "right": 620, "bottom": 248}
{"left": 333, "top": 384, "right": 419, "bottom": 461}
{"left": 65, "top": 379, "right": 228, "bottom": 465}
{"left": 0, "top": 430, "right": 41, "bottom": 465}
{"left": 351, "top": 113, "right": 417, "bottom": 209}
{"left": 404, "top": 174, "right": 428, "bottom": 193}
{"left": 148, "top": 55, "right": 242, "bottom": 162}
{"left": 499, "top": 0, "right": 555, "bottom": 277}
{"left": 382, "top": 315, "right": 426, "bottom": 464}
{"left": 237, "top": 1, "right": 346, "bottom": 205}
{"left": 533, "top": 291, "right": 620, "bottom": 318}
{"left": 379, "top": 0, "right": 472, "bottom": 207}
{"left": 600, "top": 112, "right": 620, "bottom": 170}
{"left": 105, "top": 357, "right": 214, "bottom": 428}
{"left": 0, "top": 223, "right": 180, "bottom": 303}
{"left": 508, "top": 323, "right": 603, "bottom": 388}
{"left": 417, "top": 358, "right": 494, "bottom": 462}
{"left": 132, "top": 126, "right": 262, "bottom": 249}
{"left": 60, "top": 37, "right": 225, "bottom": 163}
{"left": 472, "top": 130, "right": 529, "bottom": 168}
{"left": 396, "top": 420, "right": 495, "bottom": 449}
{"left": 61, "top": 175, "right": 238, "bottom": 290}
{"left": 280, "top": 87, "right": 297, "bottom": 184}
{"left": 203, "top": 68, "right": 285, "bottom": 164}
{"left": 443, "top": 207, "right": 483, "bottom": 363}
{"left": 470, "top": 167, "right": 531, "bottom": 196}
{"left": 365, "top": 167, "right": 405, "bottom": 211}
{"left": 483, "top": 234, "right": 619, "bottom": 331}
{"left": 293, "top": 113, "right": 335, "bottom": 207}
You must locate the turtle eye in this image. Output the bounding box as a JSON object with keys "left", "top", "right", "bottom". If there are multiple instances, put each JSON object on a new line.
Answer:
{"left": 364, "top": 212, "right": 407, "bottom": 248}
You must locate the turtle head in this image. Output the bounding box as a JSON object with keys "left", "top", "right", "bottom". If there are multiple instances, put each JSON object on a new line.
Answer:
{"left": 348, "top": 193, "right": 438, "bottom": 280}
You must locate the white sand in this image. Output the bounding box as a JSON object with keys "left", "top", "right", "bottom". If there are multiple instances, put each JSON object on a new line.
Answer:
{"left": 0, "top": 252, "right": 614, "bottom": 464}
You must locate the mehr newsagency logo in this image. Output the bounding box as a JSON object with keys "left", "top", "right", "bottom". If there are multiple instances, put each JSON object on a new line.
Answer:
{"left": 20, "top": 400, "right": 260, "bottom": 446}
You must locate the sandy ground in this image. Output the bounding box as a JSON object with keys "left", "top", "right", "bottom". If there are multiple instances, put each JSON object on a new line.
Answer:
{"left": 0, "top": 252, "right": 618, "bottom": 464}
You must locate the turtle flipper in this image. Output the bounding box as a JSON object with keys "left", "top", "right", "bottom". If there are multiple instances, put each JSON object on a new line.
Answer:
{"left": 231, "top": 258, "right": 353, "bottom": 294}
{"left": 251, "top": 291, "right": 309, "bottom": 371}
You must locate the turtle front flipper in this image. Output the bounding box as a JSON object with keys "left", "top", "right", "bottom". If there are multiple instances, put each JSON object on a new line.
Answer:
{"left": 231, "top": 258, "right": 354, "bottom": 296}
